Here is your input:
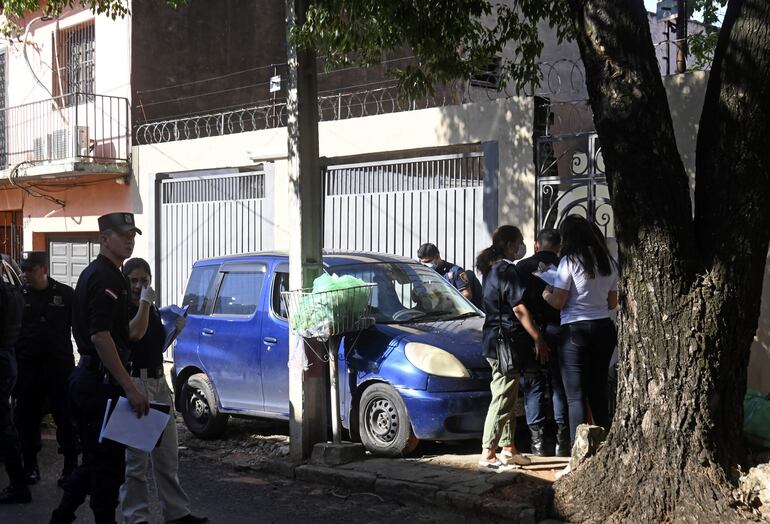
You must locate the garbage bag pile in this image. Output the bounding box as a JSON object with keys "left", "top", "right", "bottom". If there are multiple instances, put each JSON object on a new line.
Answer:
{"left": 745, "top": 389, "right": 770, "bottom": 449}
{"left": 289, "top": 273, "right": 370, "bottom": 340}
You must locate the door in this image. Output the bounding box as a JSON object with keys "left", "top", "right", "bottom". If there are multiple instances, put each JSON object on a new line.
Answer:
{"left": 48, "top": 236, "right": 99, "bottom": 289}
{"left": 196, "top": 261, "right": 267, "bottom": 412}
{"left": 259, "top": 264, "right": 290, "bottom": 415}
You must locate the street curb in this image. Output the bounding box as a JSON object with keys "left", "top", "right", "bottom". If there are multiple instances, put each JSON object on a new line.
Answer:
{"left": 243, "top": 458, "right": 544, "bottom": 522}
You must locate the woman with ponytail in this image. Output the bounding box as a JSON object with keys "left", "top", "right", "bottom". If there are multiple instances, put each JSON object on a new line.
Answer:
{"left": 542, "top": 215, "right": 618, "bottom": 448}
{"left": 476, "top": 225, "right": 550, "bottom": 469}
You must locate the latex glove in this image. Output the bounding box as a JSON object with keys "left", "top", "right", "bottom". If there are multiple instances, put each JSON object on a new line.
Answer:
{"left": 140, "top": 285, "right": 156, "bottom": 305}
{"left": 175, "top": 315, "right": 187, "bottom": 335}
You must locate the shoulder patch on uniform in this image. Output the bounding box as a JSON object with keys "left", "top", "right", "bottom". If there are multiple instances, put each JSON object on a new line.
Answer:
{"left": 104, "top": 288, "right": 118, "bottom": 300}
{"left": 459, "top": 271, "right": 470, "bottom": 284}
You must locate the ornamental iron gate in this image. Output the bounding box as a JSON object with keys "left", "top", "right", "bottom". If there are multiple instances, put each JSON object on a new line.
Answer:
{"left": 535, "top": 132, "right": 615, "bottom": 251}
{"left": 323, "top": 151, "right": 496, "bottom": 272}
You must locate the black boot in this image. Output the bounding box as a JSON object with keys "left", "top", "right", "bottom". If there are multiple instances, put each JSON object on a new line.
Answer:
{"left": 50, "top": 491, "right": 83, "bottom": 524}
{"left": 555, "top": 423, "right": 571, "bottom": 457}
{"left": 0, "top": 462, "right": 31, "bottom": 504}
{"left": 58, "top": 454, "right": 78, "bottom": 487}
{"left": 0, "top": 484, "right": 32, "bottom": 504}
{"left": 23, "top": 452, "right": 40, "bottom": 485}
{"left": 529, "top": 424, "right": 546, "bottom": 456}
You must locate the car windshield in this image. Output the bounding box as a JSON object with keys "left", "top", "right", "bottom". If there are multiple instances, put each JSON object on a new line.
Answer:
{"left": 329, "top": 261, "right": 481, "bottom": 324}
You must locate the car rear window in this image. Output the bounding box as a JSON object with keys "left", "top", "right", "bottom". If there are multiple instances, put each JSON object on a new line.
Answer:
{"left": 183, "top": 265, "right": 220, "bottom": 315}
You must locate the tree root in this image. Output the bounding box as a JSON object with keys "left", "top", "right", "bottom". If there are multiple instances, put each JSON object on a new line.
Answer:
{"left": 551, "top": 446, "right": 758, "bottom": 523}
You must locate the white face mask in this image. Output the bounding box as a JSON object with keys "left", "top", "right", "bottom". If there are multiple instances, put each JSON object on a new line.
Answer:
{"left": 514, "top": 243, "right": 527, "bottom": 260}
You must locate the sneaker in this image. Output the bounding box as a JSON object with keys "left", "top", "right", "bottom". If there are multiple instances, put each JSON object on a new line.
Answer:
{"left": 25, "top": 466, "right": 41, "bottom": 485}
{"left": 0, "top": 485, "right": 32, "bottom": 504}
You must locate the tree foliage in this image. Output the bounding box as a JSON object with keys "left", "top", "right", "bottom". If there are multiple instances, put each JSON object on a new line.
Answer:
{"left": 294, "top": 0, "right": 574, "bottom": 96}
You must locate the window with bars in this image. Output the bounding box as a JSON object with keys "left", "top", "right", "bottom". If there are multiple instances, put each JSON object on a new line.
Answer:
{"left": 53, "top": 21, "right": 95, "bottom": 106}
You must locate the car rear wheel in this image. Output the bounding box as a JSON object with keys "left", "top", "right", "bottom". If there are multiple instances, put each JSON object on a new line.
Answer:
{"left": 180, "top": 373, "right": 229, "bottom": 439}
{"left": 359, "top": 383, "right": 418, "bottom": 457}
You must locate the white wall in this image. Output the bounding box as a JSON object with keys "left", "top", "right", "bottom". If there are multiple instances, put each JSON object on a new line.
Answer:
{"left": 132, "top": 96, "right": 535, "bottom": 268}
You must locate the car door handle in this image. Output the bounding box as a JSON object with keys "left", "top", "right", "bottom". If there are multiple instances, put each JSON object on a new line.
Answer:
{"left": 202, "top": 328, "right": 215, "bottom": 336}
{"left": 263, "top": 336, "right": 278, "bottom": 345}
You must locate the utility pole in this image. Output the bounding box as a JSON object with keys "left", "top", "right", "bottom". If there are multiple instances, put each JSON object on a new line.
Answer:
{"left": 675, "top": 0, "right": 688, "bottom": 73}
{"left": 285, "top": 0, "right": 328, "bottom": 462}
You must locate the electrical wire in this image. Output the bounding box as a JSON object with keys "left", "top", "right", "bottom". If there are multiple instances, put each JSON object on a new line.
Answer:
{"left": 7, "top": 161, "right": 66, "bottom": 207}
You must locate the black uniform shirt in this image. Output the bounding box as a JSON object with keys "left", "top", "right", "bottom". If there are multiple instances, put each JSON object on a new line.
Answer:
{"left": 481, "top": 260, "right": 530, "bottom": 359}
{"left": 436, "top": 261, "right": 484, "bottom": 310}
{"left": 516, "top": 251, "right": 561, "bottom": 328}
{"left": 16, "top": 277, "right": 74, "bottom": 360}
{"left": 72, "top": 254, "right": 130, "bottom": 361}
{"left": 127, "top": 304, "right": 165, "bottom": 370}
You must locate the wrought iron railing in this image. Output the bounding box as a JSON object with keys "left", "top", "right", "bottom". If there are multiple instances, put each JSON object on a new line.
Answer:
{"left": 135, "top": 59, "right": 589, "bottom": 145}
{"left": 0, "top": 92, "right": 130, "bottom": 169}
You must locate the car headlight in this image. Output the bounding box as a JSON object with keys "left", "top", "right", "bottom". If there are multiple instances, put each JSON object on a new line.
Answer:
{"left": 404, "top": 342, "right": 471, "bottom": 378}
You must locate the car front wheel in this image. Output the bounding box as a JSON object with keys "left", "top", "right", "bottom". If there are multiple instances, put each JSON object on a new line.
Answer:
{"left": 358, "top": 383, "right": 418, "bottom": 457}
{"left": 180, "top": 373, "right": 229, "bottom": 439}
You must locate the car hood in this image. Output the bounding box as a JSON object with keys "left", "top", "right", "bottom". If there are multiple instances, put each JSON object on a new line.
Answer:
{"left": 373, "top": 316, "right": 487, "bottom": 370}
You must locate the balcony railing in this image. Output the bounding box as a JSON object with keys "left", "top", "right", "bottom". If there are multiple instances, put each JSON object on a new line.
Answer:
{"left": 0, "top": 92, "right": 129, "bottom": 170}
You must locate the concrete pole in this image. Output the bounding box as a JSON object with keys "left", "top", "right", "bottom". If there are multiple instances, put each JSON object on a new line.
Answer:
{"left": 285, "top": 0, "right": 328, "bottom": 462}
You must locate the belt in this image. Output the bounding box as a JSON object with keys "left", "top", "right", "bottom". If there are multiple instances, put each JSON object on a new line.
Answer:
{"left": 130, "top": 365, "right": 164, "bottom": 379}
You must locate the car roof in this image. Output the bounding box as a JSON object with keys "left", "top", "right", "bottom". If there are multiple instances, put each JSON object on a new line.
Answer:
{"left": 192, "top": 250, "right": 416, "bottom": 267}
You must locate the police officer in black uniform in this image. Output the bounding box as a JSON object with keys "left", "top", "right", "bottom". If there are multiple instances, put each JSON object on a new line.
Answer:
{"left": 14, "top": 251, "right": 80, "bottom": 486}
{"left": 51, "top": 213, "right": 149, "bottom": 524}
{"left": 0, "top": 256, "right": 29, "bottom": 504}
{"left": 516, "top": 229, "right": 569, "bottom": 456}
{"left": 417, "top": 243, "right": 484, "bottom": 310}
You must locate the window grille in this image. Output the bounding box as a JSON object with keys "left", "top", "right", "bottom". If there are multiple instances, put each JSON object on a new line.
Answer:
{"left": 53, "top": 21, "right": 95, "bottom": 107}
{"left": 470, "top": 56, "right": 502, "bottom": 89}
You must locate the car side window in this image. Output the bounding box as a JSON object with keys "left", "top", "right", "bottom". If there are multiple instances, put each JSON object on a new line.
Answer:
{"left": 183, "top": 265, "right": 220, "bottom": 315}
{"left": 213, "top": 272, "right": 265, "bottom": 317}
{"left": 271, "top": 272, "right": 290, "bottom": 319}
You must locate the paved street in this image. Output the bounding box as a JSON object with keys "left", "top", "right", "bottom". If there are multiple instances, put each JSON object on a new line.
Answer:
{"left": 0, "top": 424, "right": 508, "bottom": 523}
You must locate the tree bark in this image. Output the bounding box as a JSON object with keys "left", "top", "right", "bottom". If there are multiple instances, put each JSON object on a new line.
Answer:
{"left": 553, "top": 0, "right": 770, "bottom": 521}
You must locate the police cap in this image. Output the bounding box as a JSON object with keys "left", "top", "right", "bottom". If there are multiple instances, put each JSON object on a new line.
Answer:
{"left": 20, "top": 251, "right": 48, "bottom": 269}
{"left": 98, "top": 212, "right": 142, "bottom": 235}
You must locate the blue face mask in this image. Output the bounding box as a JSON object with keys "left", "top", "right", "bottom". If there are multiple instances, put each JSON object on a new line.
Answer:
{"left": 421, "top": 261, "right": 437, "bottom": 270}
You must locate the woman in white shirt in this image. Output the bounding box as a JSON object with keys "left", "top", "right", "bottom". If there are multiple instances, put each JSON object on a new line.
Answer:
{"left": 542, "top": 215, "right": 618, "bottom": 446}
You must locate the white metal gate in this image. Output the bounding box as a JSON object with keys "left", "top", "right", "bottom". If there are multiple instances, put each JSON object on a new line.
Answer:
{"left": 158, "top": 168, "right": 274, "bottom": 306}
{"left": 323, "top": 152, "right": 496, "bottom": 272}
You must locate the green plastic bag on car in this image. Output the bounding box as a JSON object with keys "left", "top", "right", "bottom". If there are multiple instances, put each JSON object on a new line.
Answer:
{"left": 290, "top": 273, "right": 369, "bottom": 338}
{"left": 744, "top": 389, "right": 770, "bottom": 449}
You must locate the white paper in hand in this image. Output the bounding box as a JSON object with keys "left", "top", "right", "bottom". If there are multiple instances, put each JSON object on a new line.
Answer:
{"left": 533, "top": 264, "right": 559, "bottom": 288}
{"left": 99, "top": 397, "right": 170, "bottom": 453}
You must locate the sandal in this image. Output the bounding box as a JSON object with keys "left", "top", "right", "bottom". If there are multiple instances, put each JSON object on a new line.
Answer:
{"left": 500, "top": 450, "right": 532, "bottom": 466}
{"left": 478, "top": 459, "right": 506, "bottom": 470}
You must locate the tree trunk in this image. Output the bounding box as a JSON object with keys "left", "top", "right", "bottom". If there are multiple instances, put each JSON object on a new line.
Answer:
{"left": 553, "top": 0, "right": 770, "bottom": 521}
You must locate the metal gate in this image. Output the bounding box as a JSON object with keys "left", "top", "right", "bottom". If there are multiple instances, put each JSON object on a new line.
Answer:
{"left": 323, "top": 152, "right": 495, "bottom": 272}
{"left": 158, "top": 168, "right": 274, "bottom": 306}
{"left": 0, "top": 210, "right": 22, "bottom": 261}
{"left": 535, "top": 132, "right": 615, "bottom": 249}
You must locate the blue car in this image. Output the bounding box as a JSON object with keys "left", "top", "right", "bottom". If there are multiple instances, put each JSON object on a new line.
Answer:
{"left": 172, "top": 251, "right": 491, "bottom": 456}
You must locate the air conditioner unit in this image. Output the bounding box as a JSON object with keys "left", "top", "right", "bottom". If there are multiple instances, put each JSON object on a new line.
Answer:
{"left": 50, "top": 126, "right": 90, "bottom": 160}
{"left": 33, "top": 135, "right": 52, "bottom": 161}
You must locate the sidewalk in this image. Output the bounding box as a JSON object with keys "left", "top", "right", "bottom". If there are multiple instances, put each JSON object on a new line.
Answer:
{"left": 199, "top": 440, "right": 566, "bottom": 522}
